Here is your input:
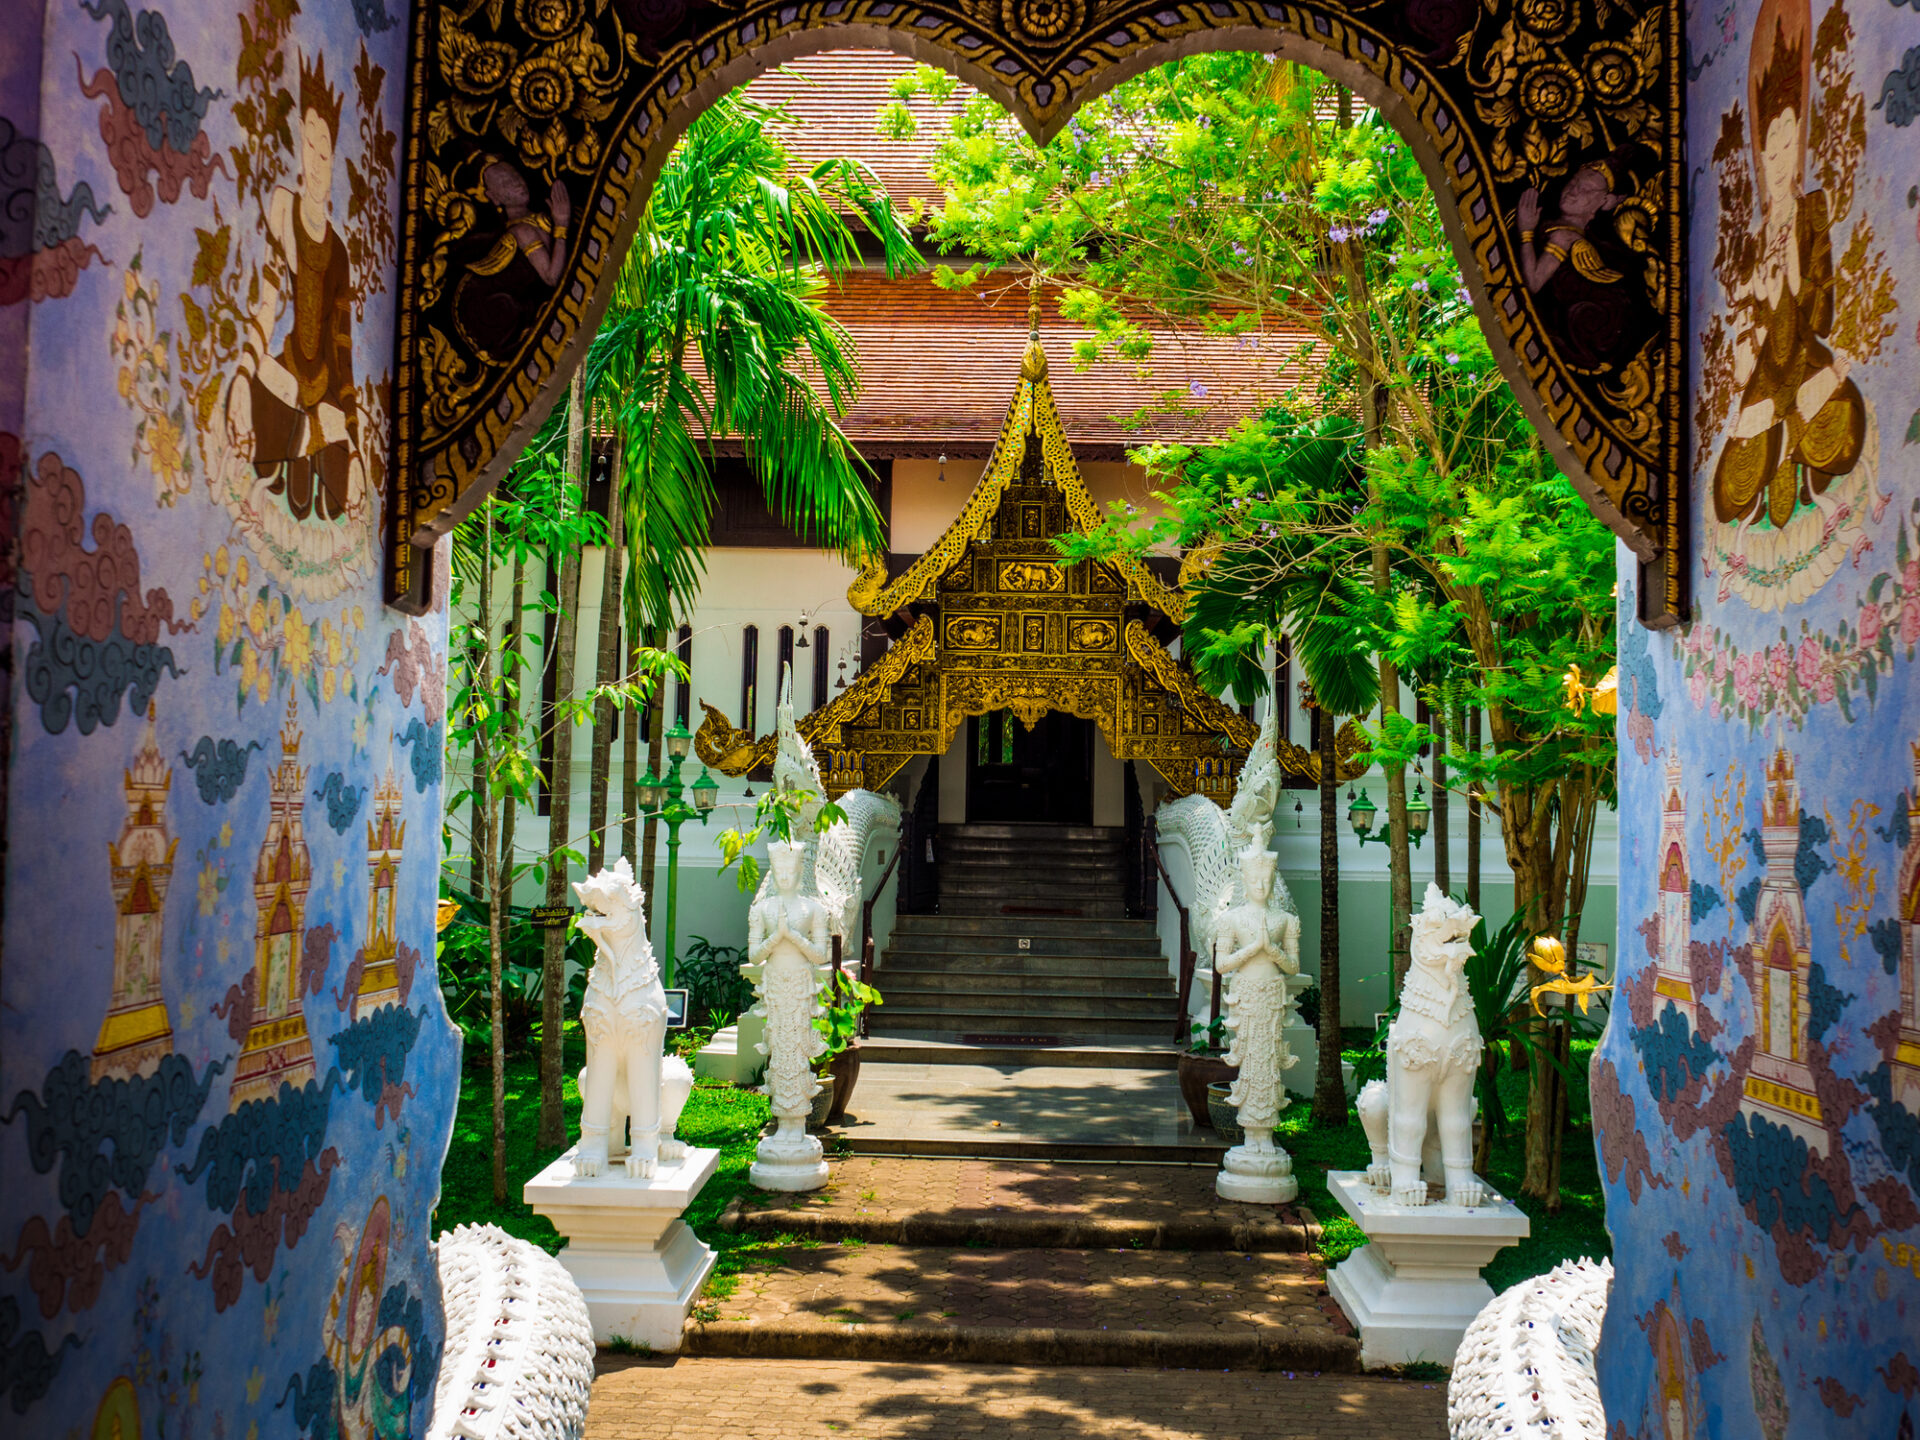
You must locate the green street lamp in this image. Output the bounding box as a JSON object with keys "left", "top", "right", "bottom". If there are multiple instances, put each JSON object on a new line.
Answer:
{"left": 636, "top": 719, "right": 718, "bottom": 988}
{"left": 1348, "top": 782, "right": 1430, "bottom": 849}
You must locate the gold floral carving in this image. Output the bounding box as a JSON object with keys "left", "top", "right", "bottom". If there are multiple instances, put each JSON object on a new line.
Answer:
{"left": 392, "top": 0, "right": 1683, "bottom": 623}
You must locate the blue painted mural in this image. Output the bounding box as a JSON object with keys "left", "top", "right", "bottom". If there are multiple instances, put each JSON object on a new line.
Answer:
{"left": 1, "top": 3, "right": 459, "bottom": 1438}
{"left": 1597, "top": 0, "right": 1920, "bottom": 1431}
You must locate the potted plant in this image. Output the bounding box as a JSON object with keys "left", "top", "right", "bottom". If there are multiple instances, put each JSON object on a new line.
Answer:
{"left": 1206, "top": 1080, "right": 1245, "bottom": 1144}
{"left": 811, "top": 967, "right": 882, "bottom": 1127}
{"left": 1177, "top": 1015, "right": 1238, "bottom": 1128}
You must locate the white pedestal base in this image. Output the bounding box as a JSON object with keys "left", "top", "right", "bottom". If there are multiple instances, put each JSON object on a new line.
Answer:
{"left": 523, "top": 1145, "right": 720, "bottom": 1351}
{"left": 1215, "top": 1143, "right": 1299, "bottom": 1203}
{"left": 752, "top": 1128, "right": 829, "bottom": 1198}
{"left": 1325, "top": 1170, "right": 1529, "bottom": 1369}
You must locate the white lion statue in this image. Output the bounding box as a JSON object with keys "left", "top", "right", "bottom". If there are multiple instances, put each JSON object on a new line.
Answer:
{"left": 571, "top": 857, "right": 692, "bottom": 1179}
{"left": 1358, "top": 883, "right": 1487, "bottom": 1206}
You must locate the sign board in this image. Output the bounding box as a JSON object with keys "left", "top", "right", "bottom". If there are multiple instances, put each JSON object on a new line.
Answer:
{"left": 1576, "top": 941, "right": 1609, "bottom": 978}
{"left": 664, "top": 989, "right": 689, "bottom": 1029}
{"left": 529, "top": 905, "right": 574, "bottom": 930}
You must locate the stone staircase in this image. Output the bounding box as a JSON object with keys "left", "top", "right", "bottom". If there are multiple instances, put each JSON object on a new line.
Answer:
{"left": 872, "top": 823, "right": 1182, "bottom": 1043}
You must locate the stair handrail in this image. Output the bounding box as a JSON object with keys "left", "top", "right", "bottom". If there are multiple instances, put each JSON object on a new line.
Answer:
{"left": 1153, "top": 843, "right": 1198, "bottom": 1044}
{"left": 857, "top": 844, "right": 904, "bottom": 1038}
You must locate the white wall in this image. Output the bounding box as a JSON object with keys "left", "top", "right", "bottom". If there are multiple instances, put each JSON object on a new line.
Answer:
{"left": 462, "top": 537, "right": 1619, "bottom": 1034}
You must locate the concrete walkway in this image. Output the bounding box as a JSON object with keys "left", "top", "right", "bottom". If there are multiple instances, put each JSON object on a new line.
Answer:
{"left": 589, "top": 1357, "right": 1449, "bottom": 1439}
{"left": 725, "top": 1154, "right": 1313, "bottom": 1250}
{"left": 835, "top": 1056, "right": 1222, "bottom": 1158}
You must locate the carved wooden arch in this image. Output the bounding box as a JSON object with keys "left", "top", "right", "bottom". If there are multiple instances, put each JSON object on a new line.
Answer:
{"left": 390, "top": 0, "right": 1683, "bottom": 623}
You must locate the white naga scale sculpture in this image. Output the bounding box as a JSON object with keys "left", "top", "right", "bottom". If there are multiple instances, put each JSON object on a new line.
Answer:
{"left": 739, "top": 665, "right": 899, "bottom": 1191}
{"left": 757, "top": 666, "right": 901, "bottom": 943}
{"left": 1448, "top": 1258, "right": 1612, "bottom": 1440}
{"left": 1358, "top": 883, "right": 1488, "bottom": 1206}
{"left": 1156, "top": 702, "right": 1298, "bottom": 989}
{"left": 745, "top": 838, "right": 833, "bottom": 1190}
{"left": 429, "top": 1223, "right": 596, "bottom": 1440}
{"left": 572, "top": 858, "right": 693, "bottom": 1179}
{"left": 1212, "top": 837, "right": 1302, "bottom": 1203}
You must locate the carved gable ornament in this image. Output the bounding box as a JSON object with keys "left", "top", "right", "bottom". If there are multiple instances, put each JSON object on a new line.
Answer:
{"left": 389, "top": 0, "right": 1684, "bottom": 624}
{"left": 694, "top": 331, "right": 1262, "bottom": 799}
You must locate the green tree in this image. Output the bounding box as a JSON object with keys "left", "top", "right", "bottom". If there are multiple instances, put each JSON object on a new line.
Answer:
{"left": 891, "top": 54, "right": 1617, "bottom": 1202}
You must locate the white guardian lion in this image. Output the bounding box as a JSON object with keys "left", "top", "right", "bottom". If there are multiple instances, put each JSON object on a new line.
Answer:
{"left": 571, "top": 858, "right": 692, "bottom": 1179}
{"left": 1358, "top": 883, "right": 1488, "bottom": 1207}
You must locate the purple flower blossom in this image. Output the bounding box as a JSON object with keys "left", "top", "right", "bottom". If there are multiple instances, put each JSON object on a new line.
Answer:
{"left": 1446, "top": 352, "right": 1461, "bottom": 365}
{"left": 1410, "top": 279, "right": 1428, "bottom": 292}
{"left": 1367, "top": 208, "right": 1390, "bottom": 226}
{"left": 1190, "top": 380, "right": 1210, "bottom": 398}
{"left": 1328, "top": 225, "right": 1350, "bottom": 243}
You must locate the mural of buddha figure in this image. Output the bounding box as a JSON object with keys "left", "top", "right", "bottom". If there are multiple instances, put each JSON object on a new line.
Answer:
{"left": 226, "top": 53, "right": 361, "bottom": 529}
{"left": 1712, "top": 5, "right": 1866, "bottom": 534}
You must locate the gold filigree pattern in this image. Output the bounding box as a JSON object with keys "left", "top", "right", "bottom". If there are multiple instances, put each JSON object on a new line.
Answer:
{"left": 391, "top": 0, "right": 1684, "bottom": 624}
{"left": 693, "top": 352, "right": 1268, "bottom": 798}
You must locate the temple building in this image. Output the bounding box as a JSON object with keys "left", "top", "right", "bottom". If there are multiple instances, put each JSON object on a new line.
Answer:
{"left": 1740, "top": 745, "right": 1824, "bottom": 1151}
{"left": 91, "top": 704, "right": 177, "bottom": 1082}
{"left": 497, "top": 48, "right": 1620, "bottom": 1030}
{"left": 230, "top": 694, "right": 317, "bottom": 1110}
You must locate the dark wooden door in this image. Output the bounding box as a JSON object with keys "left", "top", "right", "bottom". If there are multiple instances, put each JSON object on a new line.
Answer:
{"left": 966, "top": 710, "right": 1094, "bottom": 824}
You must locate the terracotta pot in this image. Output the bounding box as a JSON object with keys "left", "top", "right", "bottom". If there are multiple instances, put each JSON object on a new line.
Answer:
{"left": 825, "top": 1043, "right": 861, "bottom": 1124}
{"left": 1177, "top": 1051, "right": 1238, "bottom": 1127}
{"left": 1206, "top": 1081, "right": 1245, "bottom": 1145}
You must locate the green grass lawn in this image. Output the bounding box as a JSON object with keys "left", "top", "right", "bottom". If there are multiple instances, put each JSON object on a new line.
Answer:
{"left": 435, "top": 1030, "right": 1608, "bottom": 1302}
{"left": 433, "top": 1028, "right": 788, "bottom": 1308}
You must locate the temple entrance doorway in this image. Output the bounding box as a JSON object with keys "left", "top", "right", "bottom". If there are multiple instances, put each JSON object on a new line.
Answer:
{"left": 966, "top": 710, "right": 1095, "bottom": 825}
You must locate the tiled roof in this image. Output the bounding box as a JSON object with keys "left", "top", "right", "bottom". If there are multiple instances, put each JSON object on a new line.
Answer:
{"left": 818, "top": 273, "right": 1310, "bottom": 454}
{"left": 710, "top": 51, "right": 1314, "bottom": 452}
{"left": 739, "top": 50, "right": 959, "bottom": 212}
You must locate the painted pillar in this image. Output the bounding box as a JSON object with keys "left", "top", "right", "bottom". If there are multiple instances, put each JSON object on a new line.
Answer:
{"left": 0, "top": 4, "right": 461, "bottom": 1437}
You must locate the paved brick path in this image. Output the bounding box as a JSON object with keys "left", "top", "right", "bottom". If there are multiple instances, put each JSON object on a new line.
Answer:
{"left": 590, "top": 1357, "right": 1448, "bottom": 1439}
{"left": 728, "top": 1155, "right": 1315, "bottom": 1250}
{"left": 686, "top": 1241, "right": 1356, "bottom": 1370}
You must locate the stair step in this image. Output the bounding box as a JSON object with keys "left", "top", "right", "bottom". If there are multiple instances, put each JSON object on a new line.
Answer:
{"left": 884, "top": 937, "right": 1165, "bottom": 960}
{"left": 859, "top": 1034, "right": 1184, "bottom": 1068}
{"left": 881, "top": 951, "right": 1168, "bottom": 975}
{"left": 871, "top": 989, "right": 1178, "bottom": 1017}
{"left": 881, "top": 1007, "right": 1178, "bottom": 1036}
{"left": 939, "top": 823, "right": 1124, "bottom": 842}
{"left": 892, "top": 914, "right": 1159, "bottom": 939}
{"left": 683, "top": 1244, "right": 1357, "bottom": 1372}
{"left": 877, "top": 969, "right": 1175, "bottom": 997}
{"left": 939, "top": 898, "right": 1130, "bottom": 918}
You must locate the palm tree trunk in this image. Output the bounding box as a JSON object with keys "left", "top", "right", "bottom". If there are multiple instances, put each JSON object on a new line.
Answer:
{"left": 639, "top": 627, "right": 666, "bottom": 908}
{"left": 1374, "top": 541, "right": 1414, "bottom": 996}
{"left": 540, "top": 372, "right": 587, "bottom": 1150}
{"left": 1431, "top": 709, "right": 1449, "bottom": 897}
{"left": 621, "top": 628, "right": 642, "bottom": 864}
{"left": 472, "top": 500, "right": 508, "bottom": 1204}
{"left": 587, "top": 434, "right": 626, "bottom": 872}
{"left": 1311, "top": 701, "right": 1347, "bottom": 1124}
{"left": 1465, "top": 705, "right": 1482, "bottom": 913}
{"left": 496, "top": 538, "right": 525, "bottom": 955}
{"left": 470, "top": 514, "right": 494, "bottom": 899}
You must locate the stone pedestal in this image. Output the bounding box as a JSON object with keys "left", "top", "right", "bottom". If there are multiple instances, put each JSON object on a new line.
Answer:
{"left": 1215, "top": 1142, "right": 1299, "bottom": 1203}
{"left": 750, "top": 1116, "right": 829, "bottom": 1191}
{"left": 523, "top": 1145, "right": 720, "bottom": 1350}
{"left": 1324, "top": 1170, "right": 1530, "bottom": 1368}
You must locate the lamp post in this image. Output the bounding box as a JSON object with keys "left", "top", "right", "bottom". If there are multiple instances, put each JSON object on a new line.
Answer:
{"left": 1347, "top": 780, "right": 1434, "bottom": 972}
{"left": 634, "top": 718, "right": 719, "bottom": 988}
{"left": 1346, "top": 781, "right": 1432, "bottom": 848}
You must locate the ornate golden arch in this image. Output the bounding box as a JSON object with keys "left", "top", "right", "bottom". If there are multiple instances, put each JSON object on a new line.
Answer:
{"left": 389, "top": 0, "right": 1683, "bottom": 624}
